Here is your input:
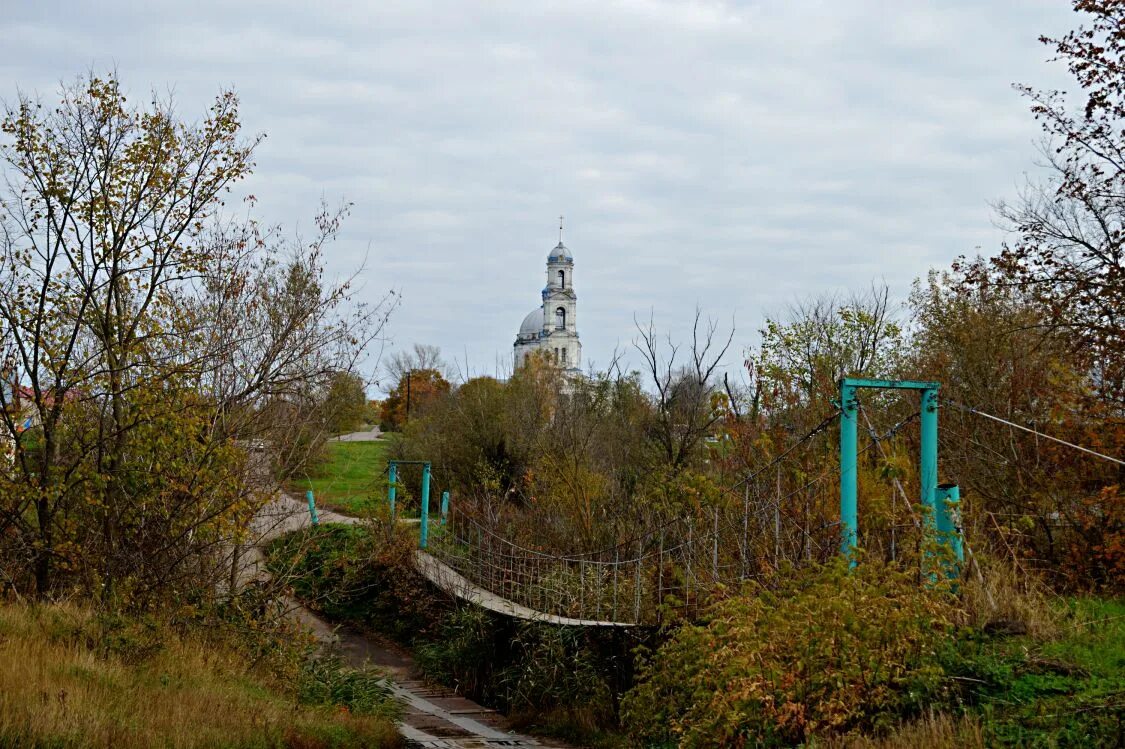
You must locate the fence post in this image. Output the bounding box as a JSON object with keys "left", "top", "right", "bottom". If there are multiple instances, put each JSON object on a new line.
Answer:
{"left": 441, "top": 490, "right": 450, "bottom": 525}
{"left": 920, "top": 387, "right": 940, "bottom": 531}
{"left": 388, "top": 462, "right": 397, "bottom": 521}
{"left": 634, "top": 538, "right": 642, "bottom": 624}
{"left": 306, "top": 489, "right": 319, "bottom": 526}
{"left": 419, "top": 462, "right": 431, "bottom": 549}
{"left": 839, "top": 380, "right": 858, "bottom": 565}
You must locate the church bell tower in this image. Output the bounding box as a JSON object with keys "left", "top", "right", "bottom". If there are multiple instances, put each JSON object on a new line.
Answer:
{"left": 513, "top": 218, "right": 582, "bottom": 371}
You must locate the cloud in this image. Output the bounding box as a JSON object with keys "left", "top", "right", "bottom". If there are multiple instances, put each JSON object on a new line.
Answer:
{"left": 0, "top": 0, "right": 1076, "bottom": 384}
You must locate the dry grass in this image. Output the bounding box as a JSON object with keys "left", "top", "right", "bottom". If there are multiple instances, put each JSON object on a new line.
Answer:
{"left": 824, "top": 712, "right": 985, "bottom": 749}
{"left": 960, "top": 551, "right": 1063, "bottom": 639}
{"left": 0, "top": 603, "right": 401, "bottom": 749}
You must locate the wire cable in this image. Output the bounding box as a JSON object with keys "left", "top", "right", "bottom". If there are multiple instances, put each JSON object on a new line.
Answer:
{"left": 944, "top": 400, "right": 1123, "bottom": 467}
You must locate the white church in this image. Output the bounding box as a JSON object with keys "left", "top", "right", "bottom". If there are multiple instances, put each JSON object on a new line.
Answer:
{"left": 513, "top": 236, "right": 581, "bottom": 372}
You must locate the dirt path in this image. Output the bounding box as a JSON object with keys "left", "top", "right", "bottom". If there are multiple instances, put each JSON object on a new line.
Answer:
{"left": 248, "top": 495, "right": 573, "bottom": 748}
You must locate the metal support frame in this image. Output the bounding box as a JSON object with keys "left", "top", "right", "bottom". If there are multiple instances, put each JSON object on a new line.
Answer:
{"left": 305, "top": 489, "right": 319, "bottom": 526}
{"left": 387, "top": 462, "right": 397, "bottom": 519}
{"left": 839, "top": 378, "right": 946, "bottom": 568}
{"left": 420, "top": 462, "right": 431, "bottom": 548}
{"left": 386, "top": 460, "right": 434, "bottom": 549}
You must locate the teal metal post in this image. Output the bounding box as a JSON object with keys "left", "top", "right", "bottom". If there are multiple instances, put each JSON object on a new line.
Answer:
{"left": 839, "top": 381, "right": 858, "bottom": 564}
{"left": 306, "top": 489, "right": 319, "bottom": 526}
{"left": 388, "top": 462, "right": 397, "bottom": 520}
{"left": 935, "top": 484, "right": 964, "bottom": 580}
{"left": 419, "top": 462, "right": 431, "bottom": 548}
{"left": 441, "top": 491, "right": 449, "bottom": 525}
{"left": 920, "top": 388, "right": 940, "bottom": 528}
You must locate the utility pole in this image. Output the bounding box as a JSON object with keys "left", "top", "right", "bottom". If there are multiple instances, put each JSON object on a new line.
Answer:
{"left": 405, "top": 369, "right": 412, "bottom": 421}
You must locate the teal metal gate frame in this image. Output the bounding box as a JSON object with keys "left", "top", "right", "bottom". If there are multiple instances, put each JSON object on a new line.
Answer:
{"left": 387, "top": 460, "right": 433, "bottom": 548}
{"left": 838, "top": 378, "right": 960, "bottom": 574}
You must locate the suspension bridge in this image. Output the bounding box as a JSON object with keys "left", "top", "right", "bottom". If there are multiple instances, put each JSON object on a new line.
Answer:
{"left": 327, "top": 380, "right": 1122, "bottom": 629}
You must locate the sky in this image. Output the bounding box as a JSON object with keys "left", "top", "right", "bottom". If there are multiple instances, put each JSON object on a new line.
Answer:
{"left": 0, "top": 0, "right": 1078, "bottom": 390}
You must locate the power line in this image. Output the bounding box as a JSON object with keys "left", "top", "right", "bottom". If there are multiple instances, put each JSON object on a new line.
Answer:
{"left": 945, "top": 400, "right": 1124, "bottom": 467}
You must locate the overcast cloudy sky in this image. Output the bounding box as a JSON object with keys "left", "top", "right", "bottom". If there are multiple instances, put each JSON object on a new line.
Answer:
{"left": 1, "top": 0, "right": 1078, "bottom": 387}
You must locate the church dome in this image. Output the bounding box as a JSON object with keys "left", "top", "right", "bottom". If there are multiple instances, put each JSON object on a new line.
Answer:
{"left": 519, "top": 307, "right": 544, "bottom": 338}
{"left": 547, "top": 241, "right": 572, "bottom": 263}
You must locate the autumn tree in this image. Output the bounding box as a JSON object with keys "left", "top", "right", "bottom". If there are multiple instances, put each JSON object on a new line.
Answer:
{"left": 0, "top": 73, "right": 392, "bottom": 603}
{"left": 382, "top": 342, "right": 446, "bottom": 388}
{"left": 985, "top": 0, "right": 1125, "bottom": 408}
{"left": 380, "top": 366, "right": 450, "bottom": 430}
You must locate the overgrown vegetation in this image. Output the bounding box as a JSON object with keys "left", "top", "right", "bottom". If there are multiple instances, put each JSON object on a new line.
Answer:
{"left": 0, "top": 602, "right": 400, "bottom": 749}
{"left": 0, "top": 72, "right": 398, "bottom": 747}
{"left": 268, "top": 522, "right": 635, "bottom": 748}
{"left": 624, "top": 560, "right": 958, "bottom": 746}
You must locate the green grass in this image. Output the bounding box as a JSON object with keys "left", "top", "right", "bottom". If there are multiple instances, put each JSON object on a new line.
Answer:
{"left": 300, "top": 441, "right": 389, "bottom": 514}
{"left": 945, "top": 597, "right": 1125, "bottom": 747}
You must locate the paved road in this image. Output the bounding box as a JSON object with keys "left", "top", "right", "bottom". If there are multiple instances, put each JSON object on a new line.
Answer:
{"left": 329, "top": 427, "right": 384, "bottom": 442}
{"left": 247, "top": 494, "right": 573, "bottom": 748}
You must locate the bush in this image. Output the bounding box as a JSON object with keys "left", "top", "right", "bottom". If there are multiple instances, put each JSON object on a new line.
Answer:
{"left": 622, "top": 559, "right": 958, "bottom": 747}
{"left": 266, "top": 522, "right": 449, "bottom": 643}
{"left": 298, "top": 654, "right": 398, "bottom": 718}
{"left": 415, "top": 607, "right": 499, "bottom": 698}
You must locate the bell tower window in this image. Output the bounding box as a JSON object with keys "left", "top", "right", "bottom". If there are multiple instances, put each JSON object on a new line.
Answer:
{"left": 558, "top": 270, "right": 565, "bottom": 288}
{"left": 555, "top": 307, "right": 566, "bottom": 330}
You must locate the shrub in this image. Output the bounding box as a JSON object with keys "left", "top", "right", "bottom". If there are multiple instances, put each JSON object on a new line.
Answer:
{"left": 298, "top": 654, "right": 398, "bottom": 718}
{"left": 415, "top": 606, "right": 499, "bottom": 698}
{"left": 622, "top": 559, "right": 958, "bottom": 747}
{"left": 266, "top": 522, "right": 449, "bottom": 643}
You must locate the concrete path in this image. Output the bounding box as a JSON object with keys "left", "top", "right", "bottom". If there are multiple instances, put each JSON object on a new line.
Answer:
{"left": 248, "top": 494, "right": 572, "bottom": 748}
{"left": 329, "top": 426, "right": 383, "bottom": 442}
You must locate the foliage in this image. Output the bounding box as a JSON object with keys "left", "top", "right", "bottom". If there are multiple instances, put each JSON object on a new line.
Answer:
{"left": 622, "top": 559, "right": 958, "bottom": 747}
{"left": 414, "top": 607, "right": 500, "bottom": 699}
{"left": 297, "top": 654, "right": 398, "bottom": 719}
{"left": 0, "top": 71, "right": 393, "bottom": 606}
{"left": 496, "top": 622, "right": 618, "bottom": 740}
{"left": 323, "top": 371, "right": 371, "bottom": 436}
{"left": 940, "top": 597, "right": 1125, "bottom": 747}
{"left": 0, "top": 601, "right": 400, "bottom": 748}
{"left": 379, "top": 367, "right": 450, "bottom": 431}
{"left": 989, "top": 0, "right": 1125, "bottom": 408}
{"left": 266, "top": 523, "right": 449, "bottom": 643}
{"left": 747, "top": 285, "right": 902, "bottom": 418}
{"left": 910, "top": 266, "right": 1125, "bottom": 591}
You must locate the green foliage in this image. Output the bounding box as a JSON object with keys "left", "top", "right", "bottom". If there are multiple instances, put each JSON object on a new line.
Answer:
{"left": 940, "top": 597, "right": 1125, "bottom": 747}
{"left": 323, "top": 371, "right": 371, "bottom": 436}
{"left": 748, "top": 286, "right": 903, "bottom": 415}
{"left": 415, "top": 607, "right": 499, "bottom": 698}
{"left": 622, "top": 559, "right": 958, "bottom": 747}
{"left": 266, "top": 523, "right": 448, "bottom": 643}
{"left": 497, "top": 623, "right": 616, "bottom": 731}
{"left": 297, "top": 654, "right": 399, "bottom": 719}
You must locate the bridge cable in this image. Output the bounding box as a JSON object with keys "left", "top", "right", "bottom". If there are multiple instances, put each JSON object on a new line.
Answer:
{"left": 944, "top": 400, "right": 1123, "bottom": 467}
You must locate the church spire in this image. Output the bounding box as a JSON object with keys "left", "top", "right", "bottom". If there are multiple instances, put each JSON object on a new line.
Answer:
{"left": 558, "top": 214, "right": 564, "bottom": 245}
